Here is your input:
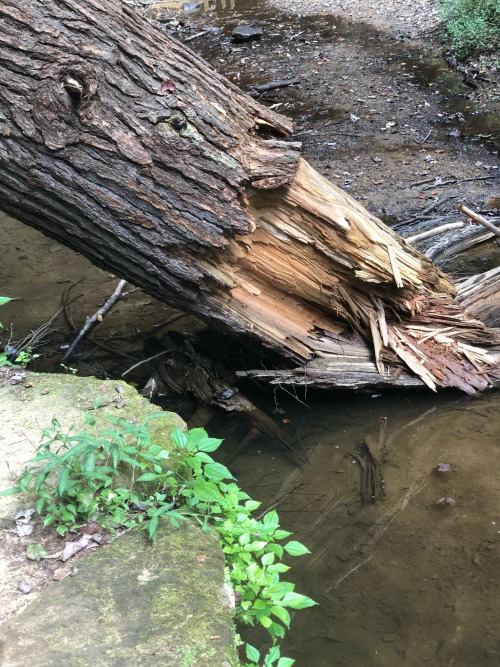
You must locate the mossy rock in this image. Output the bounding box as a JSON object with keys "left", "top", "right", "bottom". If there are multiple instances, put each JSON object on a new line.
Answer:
{"left": 0, "top": 371, "right": 184, "bottom": 525}
{"left": 1, "top": 522, "right": 239, "bottom": 666}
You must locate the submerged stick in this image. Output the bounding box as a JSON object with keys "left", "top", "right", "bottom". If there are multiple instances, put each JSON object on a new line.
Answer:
{"left": 62, "top": 279, "right": 127, "bottom": 362}
{"left": 406, "top": 221, "right": 465, "bottom": 244}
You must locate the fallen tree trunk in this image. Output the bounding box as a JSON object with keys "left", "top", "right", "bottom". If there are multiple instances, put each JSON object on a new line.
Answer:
{"left": 0, "top": 0, "right": 498, "bottom": 393}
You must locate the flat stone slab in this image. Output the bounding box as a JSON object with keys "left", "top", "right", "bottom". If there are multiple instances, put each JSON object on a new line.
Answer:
{"left": 1, "top": 522, "right": 238, "bottom": 666}
{"left": 0, "top": 370, "right": 238, "bottom": 666}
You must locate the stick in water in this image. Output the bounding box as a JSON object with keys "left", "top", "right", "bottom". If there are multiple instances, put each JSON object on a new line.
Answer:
{"left": 63, "top": 279, "right": 127, "bottom": 362}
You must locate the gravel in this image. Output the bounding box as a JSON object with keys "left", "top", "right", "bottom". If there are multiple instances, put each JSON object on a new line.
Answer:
{"left": 267, "top": 0, "right": 441, "bottom": 39}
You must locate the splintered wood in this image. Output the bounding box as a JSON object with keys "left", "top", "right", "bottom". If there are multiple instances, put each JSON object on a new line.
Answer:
{"left": 215, "top": 159, "right": 499, "bottom": 393}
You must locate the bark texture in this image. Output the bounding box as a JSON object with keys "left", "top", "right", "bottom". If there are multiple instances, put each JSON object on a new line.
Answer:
{"left": 0, "top": 0, "right": 498, "bottom": 393}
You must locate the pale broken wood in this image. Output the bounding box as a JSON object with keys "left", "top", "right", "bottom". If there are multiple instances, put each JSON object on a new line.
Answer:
{"left": 0, "top": 0, "right": 498, "bottom": 394}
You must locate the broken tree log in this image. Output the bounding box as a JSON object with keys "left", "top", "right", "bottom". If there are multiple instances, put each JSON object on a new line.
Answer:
{"left": 0, "top": 0, "right": 498, "bottom": 393}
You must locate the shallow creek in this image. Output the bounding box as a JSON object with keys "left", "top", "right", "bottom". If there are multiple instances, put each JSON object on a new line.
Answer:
{"left": 1, "top": 1, "right": 499, "bottom": 665}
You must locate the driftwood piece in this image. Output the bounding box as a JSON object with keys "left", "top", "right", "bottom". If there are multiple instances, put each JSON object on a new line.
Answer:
{"left": 456, "top": 267, "right": 500, "bottom": 328}
{"left": 459, "top": 205, "right": 500, "bottom": 237}
{"left": 0, "top": 0, "right": 498, "bottom": 394}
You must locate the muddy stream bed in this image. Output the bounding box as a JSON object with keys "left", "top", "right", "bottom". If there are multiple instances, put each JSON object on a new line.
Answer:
{"left": 1, "top": 0, "right": 499, "bottom": 665}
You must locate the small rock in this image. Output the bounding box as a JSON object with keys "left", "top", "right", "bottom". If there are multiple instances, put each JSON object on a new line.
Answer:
{"left": 382, "top": 633, "right": 397, "bottom": 643}
{"left": 18, "top": 581, "right": 32, "bottom": 594}
{"left": 373, "top": 156, "right": 382, "bottom": 163}
{"left": 182, "top": 2, "right": 202, "bottom": 13}
{"left": 231, "top": 25, "right": 263, "bottom": 43}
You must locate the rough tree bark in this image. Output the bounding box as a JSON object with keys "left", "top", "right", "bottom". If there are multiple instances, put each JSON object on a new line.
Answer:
{"left": 0, "top": 0, "right": 498, "bottom": 393}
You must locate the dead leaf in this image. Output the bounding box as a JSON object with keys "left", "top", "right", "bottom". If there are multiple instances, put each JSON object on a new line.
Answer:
{"left": 160, "top": 79, "right": 176, "bottom": 94}
{"left": 14, "top": 508, "right": 35, "bottom": 523}
{"left": 196, "top": 554, "right": 208, "bottom": 563}
{"left": 16, "top": 524, "right": 34, "bottom": 537}
{"left": 53, "top": 567, "right": 71, "bottom": 581}
{"left": 60, "top": 535, "right": 91, "bottom": 561}
{"left": 80, "top": 521, "right": 100, "bottom": 535}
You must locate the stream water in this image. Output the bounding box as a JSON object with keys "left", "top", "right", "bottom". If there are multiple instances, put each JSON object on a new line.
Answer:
{"left": 0, "top": 1, "right": 499, "bottom": 665}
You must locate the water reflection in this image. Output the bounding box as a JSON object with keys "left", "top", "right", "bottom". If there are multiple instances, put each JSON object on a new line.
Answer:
{"left": 217, "top": 389, "right": 500, "bottom": 666}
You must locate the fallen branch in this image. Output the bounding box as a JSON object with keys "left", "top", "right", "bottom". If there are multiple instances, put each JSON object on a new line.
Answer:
{"left": 406, "top": 221, "right": 465, "bottom": 244}
{"left": 459, "top": 204, "right": 500, "bottom": 237}
{"left": 421, "top": 175, "right": 496, "bottom": 192}
{"left": 63, "top": 279, "right": 128, "bottom": 362}
{"left": 409, "top": 174, "right": 496, "bottom": 189}
{"left": 403, "top": 194, "right": 458, "bottom": 224}
{"left": 250, "top": 78, "right": 301, "bottom": 94}
{"left": 183, "top": 29, "right": 210, "bottom": 42}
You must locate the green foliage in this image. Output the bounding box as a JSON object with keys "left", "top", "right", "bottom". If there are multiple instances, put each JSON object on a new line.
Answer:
{"left": 60, "top": 363, "right": 78, "bottom": 374}
{"left": 439, "top": 0, "right": 500, "bottom": 58}
{"left": 15, "top": 348, "right": 41, "bottom": 367}
{"left": 26, "top": 543, "right": 48, "bottom": 561}
{"left": 2, "top": 417, "right": 316, "bottom": 666}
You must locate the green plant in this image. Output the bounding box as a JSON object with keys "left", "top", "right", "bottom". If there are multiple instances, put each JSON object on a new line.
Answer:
{"left": 440, "top": 0, "right": 500, "bottom": 58}
{"left": 15, "top": 348, "right": 41, "bottom": 367}
{"left": 2, "top": 416, "right": 316, "bottom": 666}
{"left": 3, "top": 412, "right": 186, "bottom": 538}
{"left": 60, "top": 363, "right": 78, "bottom": 375}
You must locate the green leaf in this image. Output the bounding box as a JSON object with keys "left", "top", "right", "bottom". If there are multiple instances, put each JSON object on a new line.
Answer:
{"left": 186, "top": 427, "right": 222, "bottom": 453}
{"left": 0, "top": 296, "right": 12, "bottom": 307}
{"left": 35, "top": 497, "right": 46, "bottom": 514}
{"left": 26, "top": 543, "right": 48, "bottom": 561}
{"left": 267, "top": 563, "right": 290, "bottom": 574}
{"left": 0, "top": 486, "right": 22, "bottom": 497}
{"left": 147, "top": 515, "right": 159, "bottom": 541}
{"left": 82, "top": 412, "right": 96, "bottom": 426}
{"left": 135, "top": 472, "right": 160, "bottom": 482}
{"left": 281, "top": 592, "right": 317, "bottom": 609}
{"left": 264, "top": 646, "right": 280, "bottom": 665}
{"left": 259, "top": 615, "right": 272, "bottom": 629}
{"left": 271, "top": 605, "right": 291, "bottom": 627}
{"left": 261, "top": 552, "right": 275, "bottom": 566}
{"left": 194, "top": 452, "right": 214, "bottom": 464}
{"left": 203, "top": 462, "right": 234, "bottom": 481}
{"left": 171, "top": 427, "right": 187, "bottom": 448}
{"left": 274, "top": 529, "right": 292, "bottom": 540}
{"left": 283, "top": 540, "right": 310, "bottom": 557}
{"left": 195, "top": 437, "right": 222, "bottom": 453}
{"left": 84, "top": 452, "right": 96, "bottom": 472}
{"left": 57, "top": 467, "right": 70, "bottom": 496}
{"left": 192, "top": 481, "right": 223, "bottom": 504}
{"left": 152, "top": 503, "right": 175, "bottom": 517}
{"left": 262, "top": 510, "right": 279, "bottom": 528}
{"left": 245, "top": 644, "right": 260, "bottom": 663}
{"left": 245, "top": 500, "right": 261, "bottom": 511}
{"left": 266, "top": 543, "right": 284, "bottom": 558}
{"left": 277, "top": 658, "right": 295, "bottom": 667}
